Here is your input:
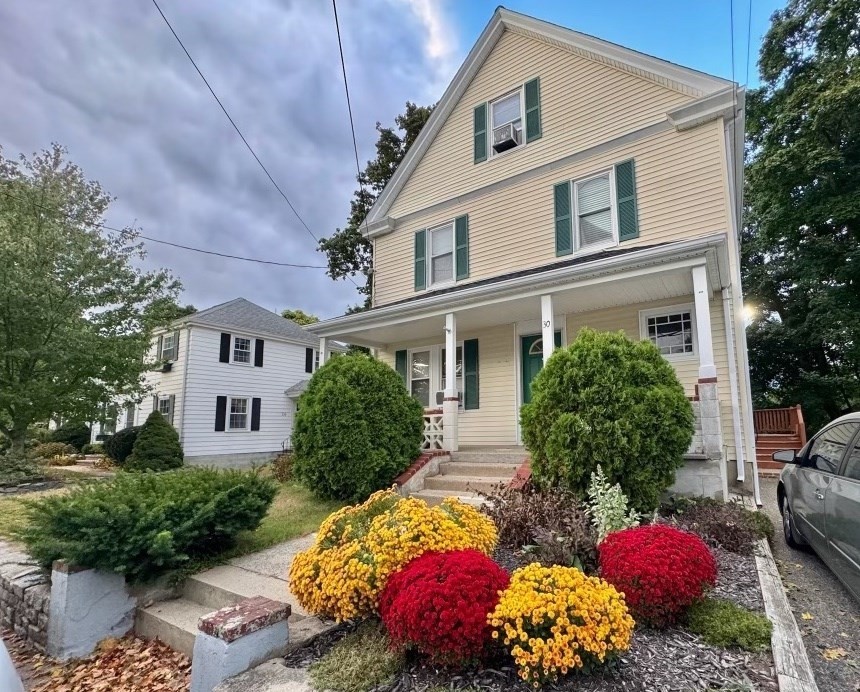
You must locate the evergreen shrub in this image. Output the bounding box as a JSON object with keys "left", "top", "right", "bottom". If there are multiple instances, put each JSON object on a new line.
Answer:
{"left": 521, "top": 328, "right": 694, "bottom": 512}
{"left": 49, "top": 421, "right": 91, "bottom": 451}
{"left": 292, "top": 354, "right": 424, "bottom": 502}
{"left": 103, "top": 426, "right": 140, "bottom": 465}
{"left": 125, "top": 411, "right": 183, "bottom": 472}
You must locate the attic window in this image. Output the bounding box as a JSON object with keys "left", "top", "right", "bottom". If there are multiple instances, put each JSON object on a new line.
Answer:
{"left": 490, "top": 90, "right": 522, "bottom": 155}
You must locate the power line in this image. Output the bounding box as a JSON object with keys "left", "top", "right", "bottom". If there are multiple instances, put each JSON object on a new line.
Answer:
{"left": 0, "top": 189, "right": 328, "bottom": 268}
{"left": 150, "top": 0, "right": 361, "bottom": 288}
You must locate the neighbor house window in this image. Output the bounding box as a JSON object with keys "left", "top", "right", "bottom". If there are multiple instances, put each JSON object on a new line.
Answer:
{"left": 124, "top": 404, "right": 135, "bottom": 429}
{"left": 574, "top": 172, "right": 616, "bottom": 252}
{"left": 157, "top": 396, "right": 171, "bottom": 419}
{"left": 490, "top": 90, "right": 522, "bottom": 155}
{"left": 639, "top": 305, "right": 696, "bottom": 357}
{"left": 232, "top": 336, "right": 251, "bottom": 364}
{"left": 228, "top": 397, "right": 249, "bottom": 430}
{"left": 429, "top": 222, "right": 455, "bottom": 286}
{"left": 441, "top": 346, "right": 464, "bottom": 408}
{"left": 161, "top": 333, "right": 176, "bottom": 360}
{"left": 409, "top": 350, "right": 431, "bottom": 407}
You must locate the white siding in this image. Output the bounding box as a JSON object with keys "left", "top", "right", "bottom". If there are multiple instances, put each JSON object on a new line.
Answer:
{"left": 138, "top": 328, "right": 188, "bottom": 429}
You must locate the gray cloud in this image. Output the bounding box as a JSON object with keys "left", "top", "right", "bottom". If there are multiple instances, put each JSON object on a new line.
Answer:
{"left": 0, "top": 0, "right": 456, "bottom": 318}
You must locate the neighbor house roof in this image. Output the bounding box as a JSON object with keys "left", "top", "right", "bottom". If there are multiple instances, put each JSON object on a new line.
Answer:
{"left": 284, "top": 380, "right": 308, "bottom": 399}
{"left": 180, "top": 298, "right": 318, "bottom": 347}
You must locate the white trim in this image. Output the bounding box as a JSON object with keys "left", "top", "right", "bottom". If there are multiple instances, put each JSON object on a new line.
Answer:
{"left": 405, "top": 341, "right": 464, "bottom": 409}
{"left": 638, "top": 302, "right": 698, "bottom": 362}
{"left": 365, "top": 7, "right": 732, "bottom": 225}
{"left": 572, "top": 168, "right": 618, "bottom": 255}
{"left": 487, "top": 86, "right": 525, "bottom": 160}
{"left": 178, "top": 326, "right": 192, "bottom": 443}
{"left": 230, "top": 335, "right": 254, "bottom": 366}
{"left": 427, "top": 220, "right": 456, "bottom": 288}
{"left": 156, "top": 394, "right": 172, "bottom": 419}
{"left": 692, "top": 265, "right": 717, "bottom": 379}
{"left": 722, "top": 287, "right": 746, "bottom": 483}
{"left": 226, "top": 395, "right": 251, "bottom": 432}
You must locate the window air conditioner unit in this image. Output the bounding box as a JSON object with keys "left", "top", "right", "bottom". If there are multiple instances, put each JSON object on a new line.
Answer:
{"left": 492, "top": 122, "right": 521, "bottom": 153}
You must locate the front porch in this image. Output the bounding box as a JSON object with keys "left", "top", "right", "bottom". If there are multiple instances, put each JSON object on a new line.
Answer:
{"left": 309, "top": 236, "right": 758, "bottom": 501}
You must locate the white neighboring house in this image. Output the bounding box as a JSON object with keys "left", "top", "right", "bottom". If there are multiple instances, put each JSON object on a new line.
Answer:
{"left": 90, "top": 298, "right": 335, "bottom": 467}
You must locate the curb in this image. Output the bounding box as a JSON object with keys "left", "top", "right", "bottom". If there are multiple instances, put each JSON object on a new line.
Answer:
{"left": 754, "top": 537, "right": 818, "bottom": 692}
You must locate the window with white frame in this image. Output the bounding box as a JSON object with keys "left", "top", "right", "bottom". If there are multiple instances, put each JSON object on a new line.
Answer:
{"left": 574, "top": 172, "right": 616, "bottom": 252}
{"left": 157, "top": 396, "right": 171, "bottom": 419}
{"left": 640, "top": 305, "right": 697, "bottom": 357}
{"left": 314, "top": 350, "right": 320, "bottom": 372}
{"left": 124, "top": 404, "right": 135, "bottom": 429}
{"left": 232, "top": 336, "right": 251, "bottom": 364}
{"left": 428, "top": 222, "right": 455, "bottom": 286}
{"left": 409, "top": 350, "right": 431, "bottom": 407}
{"left": 228, "top": 397, "right": 250, "bottom": 430}
{"left": 490, "top": 90, "right": 522, "bottom": 155}
{"left": 441, "top": 346, "right": 464, "bottom": 408}
{"left": 161, "top": 333, "right": 176, "bottom": 360}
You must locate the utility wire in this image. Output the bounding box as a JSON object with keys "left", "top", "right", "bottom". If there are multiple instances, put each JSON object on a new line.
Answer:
{"left": 0, "top": 189, "right": 328, "bottom": 268}
{"left": 150, "top": 0, "right": 361, "bottom": 288}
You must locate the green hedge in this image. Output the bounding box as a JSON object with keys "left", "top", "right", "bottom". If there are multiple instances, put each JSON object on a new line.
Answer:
{"left": 50, "top": 421, "right": 91, "bottom": 452}
{"left": 292, "top": 354, "right": 424, "bottom": 502}
{"left": 19, "top": 468, "right": 278, "bottom": 581}
{"left": 103, "top": 426, "right": 140, "bottom": 465}
{"left": 521, "top": 328, "right": 694, "bottom": 513}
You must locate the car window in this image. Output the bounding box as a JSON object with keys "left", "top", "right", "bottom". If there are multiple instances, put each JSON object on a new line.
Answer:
{"left": 842, "top": 437, "right": 860, "bottom": 481}
{"left": 806, "top": 423, "right": 859, "bottom": 473}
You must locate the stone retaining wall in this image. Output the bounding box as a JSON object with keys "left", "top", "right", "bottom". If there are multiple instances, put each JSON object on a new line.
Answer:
{"left": 0, "top": 541, "right": 50, "bottom": 652}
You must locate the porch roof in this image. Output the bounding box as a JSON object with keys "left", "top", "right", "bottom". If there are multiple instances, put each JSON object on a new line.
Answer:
{"left": 309, "top": 234, "right": 729, "bottom": 348}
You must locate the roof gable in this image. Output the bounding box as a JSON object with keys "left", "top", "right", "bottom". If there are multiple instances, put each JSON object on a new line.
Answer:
{"left": 182, "top": 298, "right": 317, "bottom": 346}
{"left": 365, "top": 7, "right": 732, "bottom": 227}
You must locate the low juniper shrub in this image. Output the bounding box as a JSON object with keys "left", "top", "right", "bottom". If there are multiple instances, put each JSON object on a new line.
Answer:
{"left": 686, "top": 598, "right": 772, "bottom": 651}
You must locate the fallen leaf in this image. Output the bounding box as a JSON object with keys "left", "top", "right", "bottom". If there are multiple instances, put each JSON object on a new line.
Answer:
{"left": 823, "top": 647, "right": 848, "bottom": 661}
{"left": 801, "top": 612, "right": 814, "bottom": 620}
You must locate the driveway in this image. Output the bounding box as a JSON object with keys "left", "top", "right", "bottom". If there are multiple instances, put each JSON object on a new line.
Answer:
{"left": 759, "top": 477, "right": 860, "bottom": 692}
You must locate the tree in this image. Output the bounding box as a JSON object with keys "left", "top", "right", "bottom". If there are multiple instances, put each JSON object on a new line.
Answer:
{"left": 742, "top": 0, "right": 860, "bottom": 432}
{"left": 281, "top": 308, "right": 319, "bottom": 325}
{"left": 319, "top": 102, "right": 433, "bottom": 308}
{"left": 0, "top": 144, "right": 180, "bottom": 455}
{"left": 125, "top": 410, "right": 184, "bottom": 472}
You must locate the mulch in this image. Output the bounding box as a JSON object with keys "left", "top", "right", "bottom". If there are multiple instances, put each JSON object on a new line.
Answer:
{"left": 282, "top": 544, "right": 778, "bottom": 692}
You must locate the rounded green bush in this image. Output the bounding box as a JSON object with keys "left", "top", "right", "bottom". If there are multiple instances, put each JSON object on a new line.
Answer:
{"left": 292, "top": 354, "right": 424, "bottom": 502}
{"left": 49, "top": 421, "right": 91, "bottom": 452}
{"left": 521, "top": 328, "right": 694, "bottom": 513}
{"left": 125, "top": 410, "right": 184, "bottom": 472}
{"left": 103, "top": 426, "right": 140, "bottom": 465}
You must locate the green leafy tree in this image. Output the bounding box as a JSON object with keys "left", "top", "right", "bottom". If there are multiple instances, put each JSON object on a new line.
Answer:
{"left": 281, "top": 308, "right": 319, "bottom": 325}
{"left": 292, "top": 354, "right": 424, "bottom": 501}
{"left": 319, "top": 102, "right": 433, "bottom": 308}
{"left": 0, "top": 144, "right": 179, "bottom": 456}
{"left": 521, "top": 329, "right": 694, "bottom": 513}
{"left": 125, "top": 410, "right": 184, "bottom": 472}
{"left": 743, "top": 0, "right": 860, "bottom": 431}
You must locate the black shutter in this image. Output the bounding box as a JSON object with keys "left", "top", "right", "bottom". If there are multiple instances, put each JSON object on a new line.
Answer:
{"left": 464, "top": 339, "right": 479, "bottom": 410}
{"left": 215, "top": 396, "right": 227, "bottom": 431}
{"left": 219, "top": 333, "right": 231, "bottom": 363}
{"left": 395, "top": 350, "right": 408, "bottom": 384}
{"left": 173, "top": 330, "right": 181, "bottom": 359}
{"left": 305, "top": 347, "right": 314, "bottom": 373}
{"left": 168, "top": 394, "right": 176, "bottom": 425}
{"left": 251, "top": 398, "right": 261, "bottom": 431}
{"left": 152, "top": 395, "right": 158, "bottom": 412}
{"left": 156, "top": 335, "right": 164, "bottom": 360}
{"left": 254, "top": 339, "right": 265, "bottom": 367}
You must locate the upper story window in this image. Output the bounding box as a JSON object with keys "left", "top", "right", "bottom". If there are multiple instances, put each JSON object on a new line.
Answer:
{"left": 574, "top": 171, "right": 616, "bottom": 252}
{"left": 490, "top": 90, "right": 523, "bottom": 155}
{"left": 233, "top": 336, "right": 252, "bottom": 364}
{"left": 429, "top": 222, "right": 455, "bottom": 286}
{"left": 639, "top": 304, "right": 697, "bottom": 360}
{"left": 414, "top": 216, "right": 469, "bottom": 291}
{"left": 161, "top": 333, "right": 177, "bottom": 361}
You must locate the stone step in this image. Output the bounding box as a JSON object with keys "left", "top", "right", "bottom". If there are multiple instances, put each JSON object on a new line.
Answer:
{"left": 183, "top": 565, "right": 307, "bottom": 622}
{"left": 423, "top": 475, "right": 506, "bottom": 495}
{"left": 449, "top": 449, "right": 527, "bottom": 464}
{"left": 411, "top": 489, "right": 484, "bottom": 508}
{"left": 135, "top": 597, "right": 211, "bottom": 659}
{"left": 438, "top": 461, "right": 521, "bottom": 478}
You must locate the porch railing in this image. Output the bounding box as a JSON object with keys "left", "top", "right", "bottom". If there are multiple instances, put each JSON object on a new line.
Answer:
{"left": 753, "top": 405, "right": 807, "bottom": 445}
{"left": 422, "top": 408, "right": 444, "bottom": 451}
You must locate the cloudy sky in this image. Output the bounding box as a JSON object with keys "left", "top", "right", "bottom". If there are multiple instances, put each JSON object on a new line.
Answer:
{"left": 0, "top": 0, "right": 783, "bottom": 318}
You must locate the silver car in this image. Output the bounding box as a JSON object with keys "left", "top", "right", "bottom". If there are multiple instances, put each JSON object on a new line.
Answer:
{"left": 775, "top": 412, "right": 860, "bottom": 602}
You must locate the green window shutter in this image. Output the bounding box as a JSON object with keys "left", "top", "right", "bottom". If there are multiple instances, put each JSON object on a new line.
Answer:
{"left": 554, "top": 181, "right": 573, "bottom": 256}
{"left": 414, "top": 229, "right": 426, "bottom": 291}
{"left": 463, "top": 339, "right": 479, "bottom": 410}
{"left": 395, "top": 350, "right": 408, "bottom": 384}
{"left": 615, "top": 159, "right": 639, "bottom": 241}
{"left": 473, "top": 103, "right": 488, "bottom": 164}
{"left": 455, "top": 215, "right": 469, "bottom": 281}
{"left": 524, "top": 77, "right": 542, "bottom": 143}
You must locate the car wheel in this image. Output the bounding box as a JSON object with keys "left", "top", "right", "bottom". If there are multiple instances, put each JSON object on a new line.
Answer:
{"left": 782, "top": 499, "right": 805, "bottom": 549}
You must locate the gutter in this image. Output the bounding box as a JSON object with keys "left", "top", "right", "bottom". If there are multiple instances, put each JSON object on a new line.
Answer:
{"left": 722, "top": 287, "right": 746, "bottom": 484}
{"left": 309, "top": 233, "right": 728, "bottom": 337}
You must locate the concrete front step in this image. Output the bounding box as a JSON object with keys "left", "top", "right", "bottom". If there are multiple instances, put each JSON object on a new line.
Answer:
{"left": 135, "top": 597, "right": 211, "bottom": 658}
{"left": 424, "top": 474, "right": 507, "bottom": 495}
{"left": 450, "top": 449, "right": 527, "bottom": 465}
{"left": 438, "top": 461, "right": 521, "bottom": 478}
{"left": 412, "top": 489, "right": 484, "bottom": 507}
{"left": 183, "top": 565, "right": 307, "bottom": 622}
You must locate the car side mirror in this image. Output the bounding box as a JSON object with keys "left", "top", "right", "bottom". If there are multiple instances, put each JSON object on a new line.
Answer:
{"left": 772, "top": 449, "right": 799, "bottom": 464}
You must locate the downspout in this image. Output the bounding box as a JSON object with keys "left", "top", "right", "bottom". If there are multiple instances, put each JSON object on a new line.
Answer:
{"left": 178, "top": 326, "right": 192, "bottom": 445}
{"left": 722, "top": 287, "right": 745, "bottom": 484}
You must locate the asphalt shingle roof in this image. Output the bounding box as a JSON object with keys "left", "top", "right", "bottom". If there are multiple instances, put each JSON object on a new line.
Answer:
{"left": 186, "top": 298, "right": 317, "bottom": 346}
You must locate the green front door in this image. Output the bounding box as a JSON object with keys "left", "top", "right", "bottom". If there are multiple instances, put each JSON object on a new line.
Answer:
{"left": 521, "top": 332, "right": 562, "bottom": 405}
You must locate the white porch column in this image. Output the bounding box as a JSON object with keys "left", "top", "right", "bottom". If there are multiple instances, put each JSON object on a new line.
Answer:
{"left": 442, "top": 313, "right": 459, "bottom": 452}
{"left": 318, "top": 337, "right": 329, "bottom": 366}
{"left": 541, "top": 294, "right": 555, "bottom": 367}
{"left": 692, "top": 265, "right": 716, "bottom": 380}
